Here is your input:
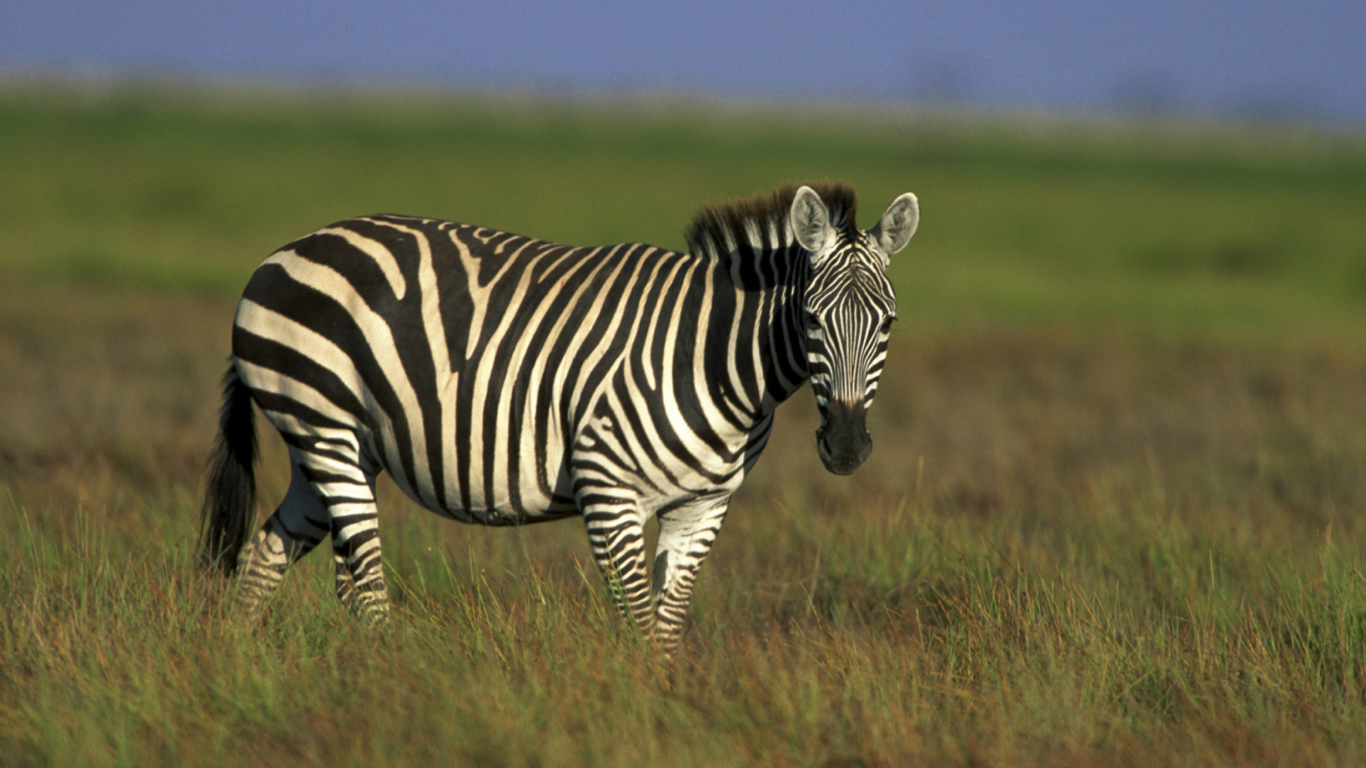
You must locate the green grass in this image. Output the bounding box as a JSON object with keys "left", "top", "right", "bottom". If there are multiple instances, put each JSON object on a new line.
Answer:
{"left": 3, "top": 83, "right": 1366, "bottom": 766}
{"left": 3, "top": 83, "right": 1365, "bottom": 340}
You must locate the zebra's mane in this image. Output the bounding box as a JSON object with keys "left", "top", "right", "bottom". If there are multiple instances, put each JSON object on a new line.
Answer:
{"left": 684, "top": 182, "right": 859, "bottom": 260}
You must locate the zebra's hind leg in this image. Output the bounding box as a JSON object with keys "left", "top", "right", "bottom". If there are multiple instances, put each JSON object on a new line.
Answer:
{"left": 319, "top": 461, "right": 391, "bottom": 625}
{"left": 650, "top": 498, "right": 730, "bottom": 657}
{"left": 236, "top": 450, "right": 330, "bottom": 621}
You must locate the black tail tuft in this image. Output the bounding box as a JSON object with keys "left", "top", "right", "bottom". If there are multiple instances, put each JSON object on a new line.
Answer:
{"left": 198, "top": 364, "right": 259, "bottom": 577}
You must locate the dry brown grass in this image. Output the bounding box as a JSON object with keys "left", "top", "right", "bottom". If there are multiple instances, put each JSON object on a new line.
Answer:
{"left": 5, "top": 274, "right": 1366, "bottom": 766}
{"left": 5, "top": 86, "right": 1366, "bottom": 766}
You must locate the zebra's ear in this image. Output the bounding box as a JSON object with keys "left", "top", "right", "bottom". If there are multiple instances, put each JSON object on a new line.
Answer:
{"left": 871, "top": 192, "right": 920, "bottom": 256}
{"left": 790, "top": 186, "right": 836, "bottom": 260}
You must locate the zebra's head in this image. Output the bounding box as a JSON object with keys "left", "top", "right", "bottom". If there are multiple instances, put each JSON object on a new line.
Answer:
{"left": 791, "top": 185, "right": 919, "bottom": 475}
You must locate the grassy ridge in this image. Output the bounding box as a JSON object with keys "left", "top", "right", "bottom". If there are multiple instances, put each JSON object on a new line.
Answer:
{"left": 3, "top": 86, "right": 1366, "bottom": 766}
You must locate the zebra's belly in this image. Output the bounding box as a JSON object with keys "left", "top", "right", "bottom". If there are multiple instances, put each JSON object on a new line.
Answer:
{"left": 380, "top": 425, "right": 580, "bottom": 526}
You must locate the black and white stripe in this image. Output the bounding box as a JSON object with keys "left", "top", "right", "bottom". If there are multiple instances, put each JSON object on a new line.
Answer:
{"left": 199, "top": 182, "right": 919, "bottom": 654}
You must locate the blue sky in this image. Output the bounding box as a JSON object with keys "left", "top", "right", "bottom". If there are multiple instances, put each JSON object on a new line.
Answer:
{"left": 2, "top": 0, "right": 1363, "bottom": 124}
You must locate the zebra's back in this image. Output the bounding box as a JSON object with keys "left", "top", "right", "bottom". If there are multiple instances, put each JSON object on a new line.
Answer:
{"left": 231, "top": 214, "right": 722, "bottom": 524}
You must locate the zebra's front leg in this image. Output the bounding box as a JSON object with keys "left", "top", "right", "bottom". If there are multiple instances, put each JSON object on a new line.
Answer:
{"left": 581, "top": 493, "right": 655, "bottom": 638}
{"left": 332, "top": 551, "right": 359, "bottom": 612}
{"left": 651, "top": 498, "right": 730, "bottom": 657}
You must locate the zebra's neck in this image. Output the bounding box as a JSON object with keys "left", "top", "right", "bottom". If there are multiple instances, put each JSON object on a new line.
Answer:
{"left": 684, "top": 184, "right": 859, "bottom": 421}
{"left": 727, "top": 243, "right": 811, "bottom": 414}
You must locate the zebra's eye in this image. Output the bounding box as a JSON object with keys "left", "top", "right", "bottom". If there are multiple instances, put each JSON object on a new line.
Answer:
{"left": 880, "top": 316, "right": 897, "bottom": 334}
{"left": 806, "top": 314, "right": 822, "bottom": 332}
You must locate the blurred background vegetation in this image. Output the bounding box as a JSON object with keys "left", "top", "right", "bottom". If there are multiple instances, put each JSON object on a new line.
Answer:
{"left": 3, "top": 83, "right": 1364, "bottom": 339}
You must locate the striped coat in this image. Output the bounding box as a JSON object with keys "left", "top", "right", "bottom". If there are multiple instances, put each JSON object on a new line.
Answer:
{"left": 201, "top": 182, "right": 919, "bottom": 654}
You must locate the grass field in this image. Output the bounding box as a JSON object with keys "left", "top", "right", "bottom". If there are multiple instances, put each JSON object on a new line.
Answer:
{"left": 3, "top": 82, "right": 1366, "bottom": 766}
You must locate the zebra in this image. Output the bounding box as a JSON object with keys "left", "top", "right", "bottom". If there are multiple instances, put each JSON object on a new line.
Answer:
{"left": 199, "top": 182, "right": 919, "bottom": 655}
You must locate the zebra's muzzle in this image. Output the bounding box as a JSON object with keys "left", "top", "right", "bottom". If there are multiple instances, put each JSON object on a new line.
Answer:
{"left": 816, "top": 400, "right": 872, "bottom": 475}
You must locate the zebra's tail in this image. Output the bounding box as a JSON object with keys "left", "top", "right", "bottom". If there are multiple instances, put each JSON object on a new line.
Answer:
{"left": 198, "top": 363, "right": 259, "bottom": 577}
